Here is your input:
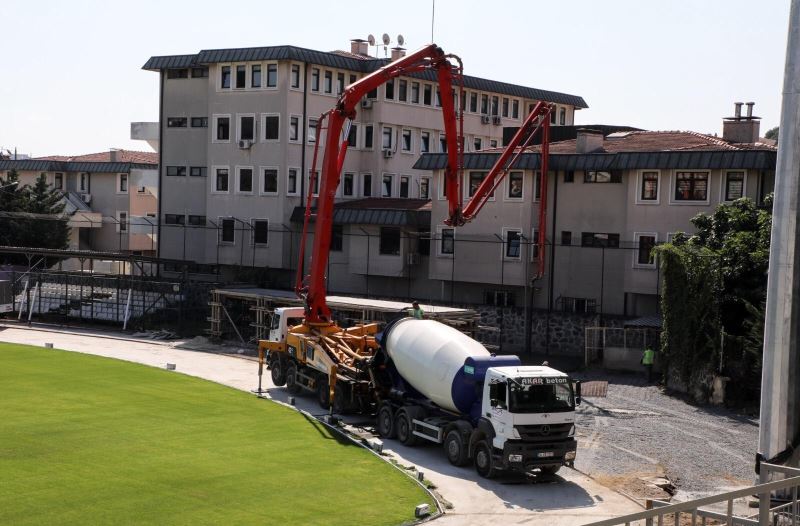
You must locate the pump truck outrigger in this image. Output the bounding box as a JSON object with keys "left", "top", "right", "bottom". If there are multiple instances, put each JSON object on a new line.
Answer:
{"left": 258, "top": 43, "right": 580, "bottom": 478}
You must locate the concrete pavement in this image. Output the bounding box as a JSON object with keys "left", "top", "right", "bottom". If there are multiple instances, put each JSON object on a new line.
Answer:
{"left": 0, "top": 323, "right": 640, "bottom": 525}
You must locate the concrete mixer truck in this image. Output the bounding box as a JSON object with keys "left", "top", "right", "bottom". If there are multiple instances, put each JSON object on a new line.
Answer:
{"left": 258, "top": 44, "right": 577, "bottom": 477}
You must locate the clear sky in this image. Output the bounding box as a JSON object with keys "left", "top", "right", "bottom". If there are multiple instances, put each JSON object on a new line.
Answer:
{"left": 0, "top": 0, "right": 791, "bottom": 156}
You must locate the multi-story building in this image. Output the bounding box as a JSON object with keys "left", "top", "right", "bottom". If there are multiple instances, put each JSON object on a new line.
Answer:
{"left": 416, "top": 104, "right": 776, "bottom": 317}
{"left": 0, "top": 149, "right": 159, "bottom": 255}
{"left": 143, "top": 40, "right": 587, "bottom": 279}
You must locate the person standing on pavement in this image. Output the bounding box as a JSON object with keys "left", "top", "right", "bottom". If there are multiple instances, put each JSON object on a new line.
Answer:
{"left": 641, "top": 347, "right": 655, "bottom": 383}
{"left": 409, "top": 301, "right": 424, "bottom": 319}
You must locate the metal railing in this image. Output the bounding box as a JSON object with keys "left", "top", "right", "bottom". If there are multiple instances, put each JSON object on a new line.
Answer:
{"left": 585, "top": 463, "right": 800, "bottom": 526}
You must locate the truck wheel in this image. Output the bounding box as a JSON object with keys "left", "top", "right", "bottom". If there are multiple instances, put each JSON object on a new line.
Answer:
{"left": 444, "top": 430, "right": 469, "bottom": 467}
{"left": 332, "top": 383, "right": 350, "bottom": 414}
{"left": 395, "top": 409, "right": 420, "bottom": 446}
{"left": 474, "top": 441, "right": 497, "bottom": 479}
{"left": 270, "top": 356, "right": 287, "bottom": 386}
{"left": 539, "top": 465, "right": 560, "bottom": 476}
{"left": 317, "top": 378, "right": 330, "bottom": 409}
{"left": 376, "top": 403, "right": 396, "bottom": 438}
{"left": 285, "top": 363, "right": 301, "bottom": 395}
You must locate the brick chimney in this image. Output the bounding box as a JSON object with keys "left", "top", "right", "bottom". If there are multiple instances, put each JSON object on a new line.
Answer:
{"left": 350, "top": 39, "right": 369, "bottom": 56}
{"left": 722, "top": 101, "right": 760, "bottom": 143}
{"left": 576, "top": 129, "right": 604, "bottom": 153}
{"left": 109, "top": 149, "right": 118, "bottom": 162}
{"left": 391, "top": 47, "right": 406, "bottom": 61}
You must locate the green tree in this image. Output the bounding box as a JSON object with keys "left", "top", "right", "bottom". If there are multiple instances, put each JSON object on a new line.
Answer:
{"left": 0, "top": 169, "right": 26, "bottom": 247}
{"left": 21, "top": 173, "right": 70, "bottom": 251}
{"left": 765, "top": 126, "right": 779, "bottom": 141}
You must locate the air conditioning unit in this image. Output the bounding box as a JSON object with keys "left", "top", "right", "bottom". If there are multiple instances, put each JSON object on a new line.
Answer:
{"left": 238, "top": 139, "right": 253, "bottom": 149}
{"left": 406, "top": 253, "right": 420, "bottom": 265}
{"left": 492, "top": 116, "right": 502, "bottom": 125}
{"left": 481, "top": 115, "right": 490, "bottom": 124}
{"left": 361, "top": 99, "right": 373, "bottom": 109}
{"left": 383, "top": 149, "right": 394, "bottom": 158}
{"left": 80, "top": 193, "right": 92, "bottom": 204}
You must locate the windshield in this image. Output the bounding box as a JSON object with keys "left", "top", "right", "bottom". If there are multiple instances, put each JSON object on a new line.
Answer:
{"left": 270, "top": 314, "right": 304, "bottom": 331}
{"left": 508, "top": 380, "right": 574, "bottom": 413}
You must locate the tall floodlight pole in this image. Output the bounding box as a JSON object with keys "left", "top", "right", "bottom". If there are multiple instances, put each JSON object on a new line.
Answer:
{"left": 759, "top": 0, "right": 800, "bottom": 477}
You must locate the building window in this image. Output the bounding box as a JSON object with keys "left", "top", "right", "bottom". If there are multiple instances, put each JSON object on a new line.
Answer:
{"left": 581, "top": 232, "right": 620, "bottom": 248}
{"left": 385, "top": 79, "right": 394, "bottom": 100}
{"left": 423, "top": 84, "right": 432, "bottom": 105}
{"left": 725, "top": 171, "right": 745, "bottom": 201}
{"left": 237, "top": 167, "right": 254, "bottom": 193}
{"left": 191, "top": 67, "right": 208, "bottom": 78}
{"left": 167, "top": 68, "right": 188, "bottom": 79}
{"left": 398, "top": 79, "right": 407, "bottom": 102}
{"left": 342, "top": 173, "right": 355, "bottom": 197}
{"left": 469, "top": 92, "right": 477, "bottom": 113}
{"left": 215, "top": 168, "right": 229, "bottom": 192}
{"left": 235, "top": 65, "right": 246, "bottom": 89}
{"left": 420, "top": 132, "right": 430, "bottom": 153}
{"left": 399, "top": 176, "right": 409, "bottom": 198}
{"left": 507, "top": 171, "right": 523, "bottom": 199}
{"left": 54, "top": 173, "right": 63, "bottom": 190}
{"left": 557, "top": 297, "right": 597, "bottom": 314}
{"left": 440, "top": 228, "right": 454, "bottom": 255}
{"left": 331, "top": 225, "right": 343, "bottom": 251}
{"left": 480, "top": 94, "right": 489, "bottom": 114}
{"left": 468, "top": 171, "right": 489, "bottom": 198}
{"left": 435, "top": 88, "right": 441, "bottom": 107}
{"left": 262, "top": 114, "right": 279, "bottom": 141}
{"left": 640, "top": 171, "right": 659, "bottom": 201}
{"left": 401, "top": 129, "right": 412, "bottom": 152}
{"left": 411, "top": 82, "right": 420, "bottom": 103}
{"left": 189, "top": 166, "right": 206, "bottom": 177}
{"left": 561, "top": 231, "right": 572, "bottom": 246}
{"left": 366, "top": 87, "right": 377, "bottom": 99}
{"left": 337, "top": 72, "right": 345, "bottom": 94}
{"left": 80, "top": 173, "right": 90, "bottom": 192}
{"left": 191, "top": 117, "right": 208, "bottom": 128}
{"left": 585, "top": 170, "right": 621, "bottom": 183}
{"left": 636, "top": 233, "right": 657, "bottom": 267}
{"left": 439, "top": 134, "right": 447, "bottom": 153}
{"left": 239, "top": 115, "right": 255, "bottom": 141}
{"left": 473, "top": 137, "right": 482, "bottom": 151}
{"left": 251, "top": 64, "right": 261, "bottom": 88}
{"left": 502, "top": 98, "right": 509, "bottom": 118}
{"left": 364, "top": 124, "right": 374, "bottom": 149}
{"left": 559, "top": 107, "right": 566, "bottom": 125}
{"left": 308, "top": 118, "right": 318, "bottom": 143}
{"left": 382, "top": 174, "right": 394, "bottom": 197}
{"left": 287, "top": 168, "right": 299, "bottom": 196}
{"left": 215, "top": 116, "right": 230, "bottom": 141}
{"left": 362, "top": 173, "right": 372, "bottom": 197}
{"left": 167, "top": 117, "right": 187, "bottom": 128}
{"left": 347, "top": 123, "right": 358, "bottom": 147}
{"left": 504, "top": 230, "right": 521, "bottom": 259}
{"left": 262, "top": 168, "right": 278, "bottom": 194}
{"left": 379, "top": 227, "right": 401, "bottom": 255}
{"left": 419, "top": 177, "right": 430, "bottom": 199}
{"left": 288, "top": 116, "right": 300, "bottom": 142}
{"left": 266, "top": 64, "right": 277, "bottom": 88}
{"left": 674, "top": 171, "right": 709, "bottom": 201}
{"left": 382, "top": 127, "right": 393, "bottom": 150}
{"left": 512, "top": 100, "right": 520, "bottom": 119}
{"left": 220, "top": 66, "right": 231, "bottom": 89}
{"left": 308, "top": 170, "right": 319, "bottom": 196}
{"left": 188, "top": 215, "right": 206, "bottom": 226}
{"left": 291, "top": 64, "right": 301, "bottom": 89}
{"left": 118, "top": 173, "right": 128, "bottom": 193}
{"left": 311, "top": 68, "right": 320, "bottom": 91}
{"left": 550, "top": 108, "right": 557, "bottom": 124}
{"left": 116, "top": 211, "right": 128, "bottom": 233}
{"left": 252, "top": 219, "right": 269, "bottom": 246}
{"left": 220, "top": 218, "right": 235, "bottom": 244}
{"left": 166, "top": 166, "right": 187, "bottom": 177}
{"left": 165, "top": 214, "right": 185, "bottom": 225}
{"left": 491, "top": 96, "right": 499, "bottom": 116}
{"left": 324, "top": 70, "right": 332, "bottom": 93}
{"left": 490, "top": 140, "right": 497, "bottom": 148}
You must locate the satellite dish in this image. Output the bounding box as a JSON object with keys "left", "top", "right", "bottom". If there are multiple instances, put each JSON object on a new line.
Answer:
{"left": 382, "top": 33, "right": 391, "bottom": 45}
{"left": 397, "top": 34, "right": 405, "bottom": 46}
{"left": 367, "top": 34, "right": 376, "bottom": 46}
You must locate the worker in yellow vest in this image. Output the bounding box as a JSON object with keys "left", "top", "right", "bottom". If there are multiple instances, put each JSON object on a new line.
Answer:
{"left": 641, "top": 347, "right": 655, "bottom": 383}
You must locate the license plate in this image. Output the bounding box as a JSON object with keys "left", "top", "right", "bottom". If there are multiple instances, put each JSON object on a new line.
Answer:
{"left": 537, "top": 451, "right": 555, "bottom": 458}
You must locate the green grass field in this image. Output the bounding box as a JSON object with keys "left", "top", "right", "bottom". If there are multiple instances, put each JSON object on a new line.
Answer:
{"left": 0, "top": 343, "right": 433, "bottom": 525}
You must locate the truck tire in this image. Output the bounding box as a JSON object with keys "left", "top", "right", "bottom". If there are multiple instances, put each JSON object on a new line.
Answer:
{"left": 317, "top": 377, "right": 330, "bottom": 409}
{"left": 539, "top": 465, "right": 561, "bottom": 476}
{"left": 270, "top": 356, "right": 287, "bottom": 386}
{"left": 376, "top": 403, "right": 396, "bottom": 438}
{"left": 332, "top": 383, "right": 350, "bottom": 414}
{"left": 474, "top": 440, "right": 498, "bottom": 479}
{"left": 395, "top": 408, "right": 420, "bottom": 446}
{"left": 285, "top": 363, "right": 301, "bottom": 395}
{"left": 444, "top": 429, "right": 469, "bottom": 467}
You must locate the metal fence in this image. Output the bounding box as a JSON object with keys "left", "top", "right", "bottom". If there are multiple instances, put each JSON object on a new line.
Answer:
{"left": 585, "top": 327, "right": 661, "bottom": 369}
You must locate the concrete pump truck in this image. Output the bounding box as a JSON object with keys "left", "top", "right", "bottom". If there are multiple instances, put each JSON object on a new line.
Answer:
{"left": 259, "top": 44, "right": 580, "bottom": 478}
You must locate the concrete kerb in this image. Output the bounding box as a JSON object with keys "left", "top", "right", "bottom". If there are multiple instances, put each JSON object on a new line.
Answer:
{"left": 257, "top": 394, "right": 447, "bottom": 523}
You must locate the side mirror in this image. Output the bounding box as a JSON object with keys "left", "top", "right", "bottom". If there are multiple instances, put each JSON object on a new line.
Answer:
{"left": 574, "top": 380, "right": 582, "bottom": 406}
{"left": 490, "top": 398, "right": 498, "bottom": 408}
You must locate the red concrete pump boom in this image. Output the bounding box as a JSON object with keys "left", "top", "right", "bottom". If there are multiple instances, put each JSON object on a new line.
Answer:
{"left": 296, "top": 44, "right": 552, "bottom": 325}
